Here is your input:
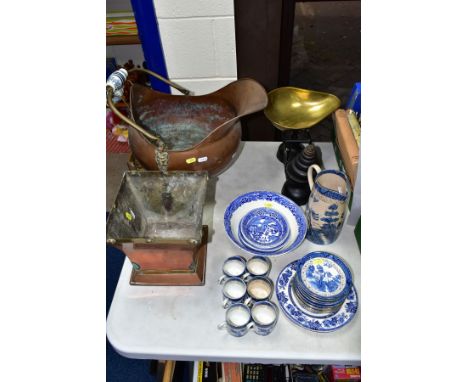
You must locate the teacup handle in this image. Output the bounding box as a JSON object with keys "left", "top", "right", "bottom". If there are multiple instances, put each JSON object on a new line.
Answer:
{"left": 247, "top": 322, "right": 254, "bottom": 331}
{"left": 244, "top": 297, "right": 252, "bottom": 306}
{"left": 218, "top": 322, "right": 227, "bottom": 330}
{"left": 307, "top": 164, "right": 322, "bottom": 192}
{"left": 241, "top": 272, "right": 251, "bottom": 280}
{"left": 222, "top": 298, "right": 229, "bottom": 309}
{"left": 218, "top": 275, "right": 227, "bottom": 285}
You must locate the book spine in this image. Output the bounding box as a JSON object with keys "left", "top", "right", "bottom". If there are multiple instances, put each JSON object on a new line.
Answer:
{"left": 333, "top": 109, "right": 359, "bottom": 188}
{"left": 222, "top": 362, "right": 242, "bottom": 382}
{"left": 197, "top": 361, "right": 203, "bottom": 382}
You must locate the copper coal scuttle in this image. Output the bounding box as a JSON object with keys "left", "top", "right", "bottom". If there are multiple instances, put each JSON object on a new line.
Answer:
{"left": 106, "top": 68, "right": 268, "bottom": 285}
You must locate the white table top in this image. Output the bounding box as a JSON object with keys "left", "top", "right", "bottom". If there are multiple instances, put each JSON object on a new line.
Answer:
{"left": 106, "top": 142, "right": 361, "bottom": 365}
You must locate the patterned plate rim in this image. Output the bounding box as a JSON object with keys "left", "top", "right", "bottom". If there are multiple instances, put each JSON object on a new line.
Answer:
{"left": 276, "top": 260, "right": 358, "bottom": 332}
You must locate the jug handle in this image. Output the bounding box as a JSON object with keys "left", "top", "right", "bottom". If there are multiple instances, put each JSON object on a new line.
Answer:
{"left": 307, "top": 164, "right": 322, "bottom": 192}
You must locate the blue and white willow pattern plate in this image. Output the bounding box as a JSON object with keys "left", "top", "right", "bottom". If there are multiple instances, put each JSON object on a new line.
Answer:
{"left": 297, "top": 251, "right": 352, "bottom": 300}
{"left": 224, "top": 191, "right": 307, "bottom": 256}
{"left": 276, "top": 260, "right": 358, "bottom": 332}
{"left": 239, "top": 208, "right": 290, "bottom": 251}
{"left": 238, "top": 229, "right": 282, "bottom": 253}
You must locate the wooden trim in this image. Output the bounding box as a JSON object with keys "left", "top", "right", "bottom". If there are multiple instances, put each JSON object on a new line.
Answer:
{"left": 106, "top": 35, "right": 140, "bottom": 46}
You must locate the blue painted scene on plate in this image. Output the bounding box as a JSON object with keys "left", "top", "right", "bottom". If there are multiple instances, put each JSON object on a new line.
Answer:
{"left": 242, "top": 208, "right": 288, "bottom": 246}
{"left": 305, "top": 262, "right": 342, "bottom": 294}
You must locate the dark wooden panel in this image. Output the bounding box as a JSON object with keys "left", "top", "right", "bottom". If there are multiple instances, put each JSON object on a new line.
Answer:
{"left": 234, "top": 0, "right": 283, "bottom": 141}
{"left": 235, "top": 0, "right": 359, "bottom": 141}
{"left": 278, "top": 0, "right": 296, "bottom": 87}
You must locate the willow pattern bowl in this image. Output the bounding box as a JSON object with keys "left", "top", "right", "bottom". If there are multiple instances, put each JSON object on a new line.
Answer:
{"left": 224, "top": 191, "right": 307, "bottom": 256}
{"left": 238, "top": 207, "right": 290, "bottom": 251}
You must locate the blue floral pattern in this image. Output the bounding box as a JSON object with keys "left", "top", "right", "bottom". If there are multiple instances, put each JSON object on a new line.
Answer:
{"left": 275, "top": 260, "right": 358, "bottom": 332}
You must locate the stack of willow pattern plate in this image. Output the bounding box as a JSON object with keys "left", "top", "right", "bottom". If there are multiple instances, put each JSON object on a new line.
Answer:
{"left": 294, "top": 252, "right": 352, "bottom": 314}
{"left": 275, "top": 252, "right": 358, "bottom": 332}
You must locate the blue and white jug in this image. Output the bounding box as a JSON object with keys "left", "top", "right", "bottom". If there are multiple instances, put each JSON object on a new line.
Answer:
{"left": 306, "top": 165, "right": 351, "bottom": 245}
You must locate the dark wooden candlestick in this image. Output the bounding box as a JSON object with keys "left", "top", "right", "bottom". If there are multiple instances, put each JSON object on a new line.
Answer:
{"left": 281, "top": 143, "right": 322, "bottom": 205}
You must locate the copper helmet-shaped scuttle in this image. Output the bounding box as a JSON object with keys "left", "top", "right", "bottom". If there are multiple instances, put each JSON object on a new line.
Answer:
{"left": 106, "top": 68, "right": 268, "bottom": 176}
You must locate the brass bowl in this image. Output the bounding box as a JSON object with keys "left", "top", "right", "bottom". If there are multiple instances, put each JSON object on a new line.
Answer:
{"left": 264, "top": 86, "right": 341, "bottom": 130}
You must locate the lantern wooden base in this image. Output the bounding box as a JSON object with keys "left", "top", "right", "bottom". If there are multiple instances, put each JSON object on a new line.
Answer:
{"left": 129, "top": 226, "right": 208, "bottom": 286}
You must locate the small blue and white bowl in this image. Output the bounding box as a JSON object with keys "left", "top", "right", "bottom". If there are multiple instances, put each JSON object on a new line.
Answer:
{"left": 224, "top": 191, "right": 308, "bottom": 256}
{"left": 238, "top": 207, "right": 290, "bottom": 251}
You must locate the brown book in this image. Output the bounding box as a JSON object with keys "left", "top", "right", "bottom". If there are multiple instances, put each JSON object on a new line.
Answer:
{"left": 222, "top": 362, "right": 243, "bottom": 382}
{"left": 333, "top": 109, "right": 360, "bottom": 188}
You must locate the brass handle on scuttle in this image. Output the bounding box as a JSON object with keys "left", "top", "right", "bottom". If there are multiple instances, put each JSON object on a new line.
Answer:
{"left": 106, "top": 68, "right": 193, "bottom": 145}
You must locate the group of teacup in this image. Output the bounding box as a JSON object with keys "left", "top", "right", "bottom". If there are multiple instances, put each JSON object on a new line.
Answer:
{"left": 217, "top": 255, "right": 279, "bottom": 337}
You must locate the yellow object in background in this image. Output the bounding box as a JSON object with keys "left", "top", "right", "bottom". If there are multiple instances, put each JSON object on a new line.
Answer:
{"left": 112, "top": 125, "right": 128, "bottom": 142}
{"left": 347, "top": 109, "right": 361, "bottom": 148}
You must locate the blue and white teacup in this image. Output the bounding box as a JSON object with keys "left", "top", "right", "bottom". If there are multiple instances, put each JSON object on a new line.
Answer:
{"left": 219, "top": 256, "right": 247, "bottom": 284}
{"left": 222, "top": 277, "right": 248, "bottom": 309}
{"left": 250, "top": 301, "right": 279, "bottom": 336}
{"left": 245, "top": 256, "right": 272, "bottom": 279}
{"left": 244, "top": 276, "right": 274, "bottom": 306}
{"left": 218, "top": 303, "right": 253, "bottom": 337}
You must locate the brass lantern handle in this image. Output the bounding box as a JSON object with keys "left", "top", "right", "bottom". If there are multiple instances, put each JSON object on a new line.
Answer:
{"left": 106, "top": 68, "right": 192, "bottom": 145}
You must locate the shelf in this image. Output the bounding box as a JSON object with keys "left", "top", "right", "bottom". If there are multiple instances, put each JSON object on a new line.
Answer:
{"left": 107, "top": 35, "right": 140, "bottom": 46}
